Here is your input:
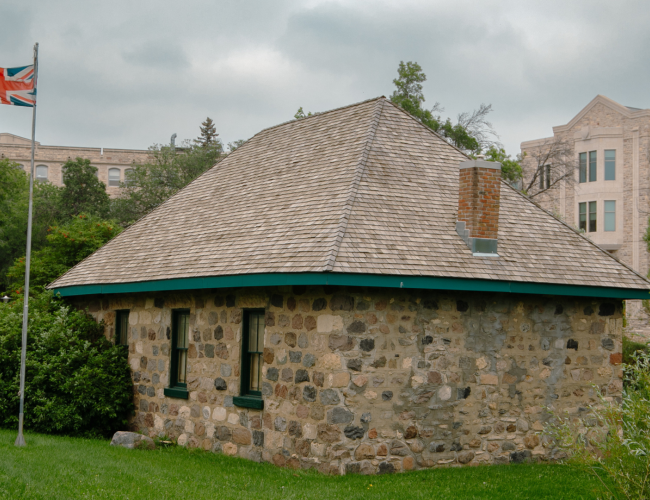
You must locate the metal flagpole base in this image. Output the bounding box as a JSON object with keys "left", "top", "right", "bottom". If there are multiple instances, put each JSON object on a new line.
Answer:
{"left": 15, "top": 414, "right": 26, "bottom": 447}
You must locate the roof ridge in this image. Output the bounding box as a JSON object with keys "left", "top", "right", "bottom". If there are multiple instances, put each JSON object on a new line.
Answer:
{"left": 255, "top": 96, "right": 385, "bottom": 137}
{"left": 323, "top": 98, "right": 385, "bottom": 272}
{"left": 501, "top": 180, "right": 650, "bottom": 285}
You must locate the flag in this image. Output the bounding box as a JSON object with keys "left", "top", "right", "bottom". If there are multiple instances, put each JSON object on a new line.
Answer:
{"left": 0, "top": 65, "right": 36, "bottom": 107}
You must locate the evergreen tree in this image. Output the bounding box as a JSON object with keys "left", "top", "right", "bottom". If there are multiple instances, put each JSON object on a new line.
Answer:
{"left": 195, "top": 117, "right": 219, "bottom": 147}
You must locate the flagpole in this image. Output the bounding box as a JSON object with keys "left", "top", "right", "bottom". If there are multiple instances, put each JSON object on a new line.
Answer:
{"left": 15, "top": 42, "right": 38, "bottom": 448}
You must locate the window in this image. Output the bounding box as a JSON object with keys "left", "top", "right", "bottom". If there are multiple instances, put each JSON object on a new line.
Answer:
{"left": 604, "top": 200, "right": 616, "bottom": 231}
{"left": 579, "top": 201, "right": 597, "bottom": 232}
{"left": 589, "top": 201, "right": 597, "bottom": 232}
{"left": 164, "top": 309, "right": 190, "bottom": 399}
{"left": 544, "top": 165, "right": 551, "bottom": 189}
{"left": 589, "top": 151, "right": 597, "bottom": 182}
{"left": 108, "top": 168, "right": 121, "bottom": 187}
{"left": 579, "top": 202, "right": 587, "bottom": 231}
{"left": 233, "top": 309, "right": 265, "bottom": 409}
{"left": 579, "top": 153, "right": 587, "bottom": 183}
{"left": 539, "top": 165, "right": 551, "bottom": 189}
{"left": 124, "top": 168, "right": 134, "bottom": 186}
{"left": 605, "top": 150, "right": 616, "bottom": 180}
{"left": 35, "top": 165, "right": 48, "bottom": 182}
{"left": 115, "top": 310, "right": 130, "bottom": 346}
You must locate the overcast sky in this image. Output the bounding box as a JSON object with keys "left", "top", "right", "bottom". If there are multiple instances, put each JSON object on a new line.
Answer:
{"left": 1, "top": 0, "right": 648, "bottom": 155}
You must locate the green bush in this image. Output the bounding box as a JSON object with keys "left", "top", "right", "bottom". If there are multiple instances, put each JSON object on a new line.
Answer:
{"left": 545, "top": 351, "right": 650, "bottom": 499}
{"left": 623, "top": 335, "right": 649, "bottom": 366}
{"left": 0, "top": 291, "right": 133, "bottom": 438}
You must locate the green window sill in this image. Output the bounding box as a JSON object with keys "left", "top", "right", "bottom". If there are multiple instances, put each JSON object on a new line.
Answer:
{"left": 233, "top": 396, "right": 264, "bottom": 410}
{"left": 164, "top": 387, "right": 189, "bottom": 399}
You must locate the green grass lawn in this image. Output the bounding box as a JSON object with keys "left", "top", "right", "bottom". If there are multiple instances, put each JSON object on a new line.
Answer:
{"left": 0, "top": 429, "right": 605, "bottom": 500}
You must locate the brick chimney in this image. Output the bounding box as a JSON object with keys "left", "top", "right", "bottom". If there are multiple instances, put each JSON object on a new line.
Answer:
{"left": 455, "top": 158, "right": 502, "bottom": 256}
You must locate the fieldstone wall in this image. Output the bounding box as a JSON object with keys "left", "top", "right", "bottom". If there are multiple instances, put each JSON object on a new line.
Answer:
{"left": 76, "top": 285, "right": 623, "bottom": 474}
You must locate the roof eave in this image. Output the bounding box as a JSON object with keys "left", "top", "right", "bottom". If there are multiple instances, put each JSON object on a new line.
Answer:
{"left": 49, "top": 272, "right": 650, "bottom": 300}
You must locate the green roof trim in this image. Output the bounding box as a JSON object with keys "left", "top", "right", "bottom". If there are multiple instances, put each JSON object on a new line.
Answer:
{"left": 50, "top": 272, "right": 649, "bottom": 300}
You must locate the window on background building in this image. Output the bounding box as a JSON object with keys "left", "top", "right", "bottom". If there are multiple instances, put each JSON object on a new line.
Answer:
{"left": 164, "top": 309, "right": 190, "bottom": 399}
{"left": 108, "top": 168, "right": 121, "bottom": 187}
{"left": 589, "top": 201, "right": 597, "bottom": 232}
{"left": 115, "top": 310, "right": 130, "bottom": 346}
{"left": 579, "top": 202, "right": 587, "bottom": 231}
{"left": 605, "top": 150, "right": 616, "bottom": 181}
{"left": 604, "top": 200, "right": 616, "bottom": 231}
{"left": 544, "top": 165, "right": 551, "bottom": 189}
{"left": 589, "top": 151, "right": 597, "bottom": 182}
{"left": 35, "top": 165, "right": 48, "bottom": 182}
{"left": 539, "top": 165, "right": 551, "bottom": 189}
{"left": 124, "top": 168, "right": 134, "bottom": 186}
{"left": 241, "top": 310, "right": 264, "bottom": 398}
{"left": 579, "top": 153, "right": 587, "bottom": 183}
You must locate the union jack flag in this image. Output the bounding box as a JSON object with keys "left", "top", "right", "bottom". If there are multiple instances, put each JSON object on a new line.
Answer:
{"left": 0, "top": 65, "right": 36, "bottom": 107}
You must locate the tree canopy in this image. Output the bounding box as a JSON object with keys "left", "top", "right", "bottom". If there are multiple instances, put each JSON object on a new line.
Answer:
{"left": 6, "top": 213, "right": 122, "bottom": 294}
{"left": 0, "top": 160, "right": 62, "bottom": 284}
{"left": 390, "top": 60, "right": 499, "bottom": 154}
{"left": 60, "top": 158, "right": 110, "bottom": 219}
{"left": 110, "top": 140, "right": 222, "bottom": 226}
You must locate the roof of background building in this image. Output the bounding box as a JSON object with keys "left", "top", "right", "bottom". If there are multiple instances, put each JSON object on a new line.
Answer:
{"left": 49, "top": 97, "right": 650, "bottom": 297}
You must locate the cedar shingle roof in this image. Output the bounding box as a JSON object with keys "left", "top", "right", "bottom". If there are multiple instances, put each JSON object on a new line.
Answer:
{"left": 48, "top": 97, "right": 650, "bottom": 291}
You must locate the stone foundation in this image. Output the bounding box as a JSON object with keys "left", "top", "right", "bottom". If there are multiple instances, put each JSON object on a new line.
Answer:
{"left": 75, "top": 285, "right": 623, "bottom": 474}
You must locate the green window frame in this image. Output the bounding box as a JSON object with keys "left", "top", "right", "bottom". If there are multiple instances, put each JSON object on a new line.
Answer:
{"left": 234, "top": 309, "right": 265, "bottom": 409}
{"left": 579, "top": 153, "right": 587, "bottom": 183}
{"left": 588, "top": 151, "right": 597, "bottom": 182}
{"left": 604, "top": 200, "right": 616, "bottom": 231}
{"left": 605, "top": 150, "right": 616, "bottom": 181}
{"left": 115, "top": 310, "right": 130, "bottom": 346}
{"left": 165, "top": 309, "right": 190, "bottom": 399}
{"left": 589, "top": 201, "right": 597, "bottom": 232}
{"left": 579, "top": 202, "right": 586, "bottom": 232}
{"left": 241, "top": 309, "right": 264, "bottom": 397}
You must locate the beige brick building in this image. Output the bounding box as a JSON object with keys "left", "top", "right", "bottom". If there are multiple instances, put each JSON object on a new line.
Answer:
{"left": 0, "top": 132, "right": 151, "bottom": 196}
{"left": 520, "top": 95, "right": 650, "bottom": 277}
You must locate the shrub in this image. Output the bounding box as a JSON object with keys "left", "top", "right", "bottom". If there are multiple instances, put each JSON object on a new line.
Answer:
{"left": 545, "top": 351, "right": 650, "bottom": 499}
{"left": 0, "top": 291, "right": 133, "bottom": 438}
{"left": 623, "top": 335, "right": 649, "bottom": 366}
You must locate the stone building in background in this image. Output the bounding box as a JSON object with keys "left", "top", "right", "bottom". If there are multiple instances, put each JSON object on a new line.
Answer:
{"left": 0, "top": 132, "right": 151, "bottom": 195}
{"left": 48, "top": 98, "right": 648, "bottom": 474}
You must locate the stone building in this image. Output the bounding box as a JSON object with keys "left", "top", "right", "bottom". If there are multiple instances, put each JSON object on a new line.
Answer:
{"left": 49, "top": 97, "right": 648, "bottom": 474}
{"left": 520, "top": 95, "right": 650, "bottom": 274}
{"left": 0, "top": 132, "right": 151, "bottom": 196}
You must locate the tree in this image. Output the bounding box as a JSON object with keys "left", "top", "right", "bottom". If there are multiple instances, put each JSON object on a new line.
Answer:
{"left": 60, "top": 158, "right": 110, "bottom": 219}
{"left": 110, "top": 140, "right": 222, "bottom": 226}
{"left": 294, "top": 107, "right": 313, "bottom": 119}
{"left": 0, "top": 159, "right": 62, "bottom": 286}
{"left": 521, "top": 138, "right": 576, "bottom": 198}
{"left": 390, "top": 61, "right": 500, "bottom": 154}
{"left": 194, "top": 117, "right": 219, "bottom": 147}
{"left": 5, "top": 213, "right": 122, "bottom": 294}
{"left": 390, "top": 61, "right": 443, "bottom": 132}
{"left": 227, "top": 139, "right": 247, "bottom": 152}
{"left": 485, "top": 147, "right": 524, "bottom": 186}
